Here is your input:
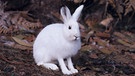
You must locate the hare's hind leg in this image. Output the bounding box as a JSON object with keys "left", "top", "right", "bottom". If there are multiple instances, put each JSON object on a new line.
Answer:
{"left": 37, "top": 62, "right": 59, "bottom": 70}
{"left": 34, "top": 48, "right": 59, "bottom": 70}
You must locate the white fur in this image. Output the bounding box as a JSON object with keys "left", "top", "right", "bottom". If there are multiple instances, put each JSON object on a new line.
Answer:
{"left": 33, "top": 5, "right": 84, "bottom": 75}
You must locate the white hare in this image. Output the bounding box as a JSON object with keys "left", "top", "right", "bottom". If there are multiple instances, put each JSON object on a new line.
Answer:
{"left": 33, "top": 5, "right": 84, "bottom": 75}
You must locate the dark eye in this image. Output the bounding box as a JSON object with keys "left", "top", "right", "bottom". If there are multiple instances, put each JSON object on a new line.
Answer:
{"left": 68, "top": 26, "right": 71, "bottom": 30}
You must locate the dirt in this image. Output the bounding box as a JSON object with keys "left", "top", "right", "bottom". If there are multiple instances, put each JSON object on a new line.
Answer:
{"left": 0, "top": 46, "right": 135, "bottom": 76}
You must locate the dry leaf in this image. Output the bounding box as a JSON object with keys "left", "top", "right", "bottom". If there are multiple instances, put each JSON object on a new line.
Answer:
{"left": 93, "top": 37, "right": 108, "bottom": 47}
{"left": 124, "top": 4, "right": 133, "bottom": 15}
{"left": 89, "top": 53, "right": 98, "bottom": 59}
{"left": 129, "top": 0, "right": 135, "bottom": 10}
{"left": 131, "top": 54, "right": 135, "bottom": 60}
{"left": 108, "top": 0, "right": 116, "bottom": 8}
{"left": 24, "top": 35, "right": 35, "bottom": 42}
{"left": 108, "top": 45, "right": 117, "bottom": 52}
{"left": 80, "top": 45, "right": 93, "bottom": 51}
{"left": 98, "top": 47, "right": 112, "bottom": 54}
{"left": 114, "top": 32, "right": 133, "bottom": 44}
{"left": 85, "top": 18, "right": 99, "bottom": 31}
{"left": 123, "top": 31, "right": 135, "bottom": 39}
{"left": 12, "top": 37, "right": 32, "bottom": 47}
{"left": 85, "top": 31, "right": 94, "bottom": 42}
{"left": 117, "top": 39, "right": 131, "bottom": 47}
{"left": 0, "top": 10, "right": 42, "bottom": 34}
{"left": 14, "top": 44, "right": 32, "bottom": 50}
{"left": 130, "top": 44, "right": 135, "bottom": 49}
{"left": 74, "top": 0, "right": 86, "bottom": 3}
{"left": 100, "top": 17, "right": 113, "bottom": 27}
{"left": 117, "top": 4, "right": 123, "bottom": 19}
{"left": 114, "top": 32, "right": 125, "bottom": 38}
{"left": 95, "top": 32, "right": 110, "bottom": 38}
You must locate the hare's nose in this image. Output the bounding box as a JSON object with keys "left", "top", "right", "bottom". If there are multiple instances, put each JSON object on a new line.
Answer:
{"left": 74, "top": 35, "right": 80, "bottom": 40}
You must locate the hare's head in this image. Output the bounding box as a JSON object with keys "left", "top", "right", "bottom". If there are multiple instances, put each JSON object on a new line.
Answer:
{"left": 61, "top": 5, "right": 84, "bottom": 41}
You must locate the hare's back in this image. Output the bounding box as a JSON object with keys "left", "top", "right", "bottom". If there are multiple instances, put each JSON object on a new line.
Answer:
{"left": 34, "top": 23, "right": 64, "bottom": 47}
{"left": 39, "top": 23, "right": 63, "bottom": 38}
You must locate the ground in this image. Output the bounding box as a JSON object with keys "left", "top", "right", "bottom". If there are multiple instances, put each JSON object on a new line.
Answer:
{"left": 0, "top": 43, "right": 135, "bottom": 76}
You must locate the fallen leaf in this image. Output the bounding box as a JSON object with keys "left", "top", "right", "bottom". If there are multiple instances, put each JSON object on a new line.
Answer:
{"left": 74, "top": 0, "right": 86, "bottom": 3}
{"left": 80, "top": 45, "right": 93, "bottom": 51}
{"left": 85, "top": 17, "right": 99, "bottom": 31}
{"left": 130, "top": 44, "right": 135, "bottom": 49}
{"left": 24, "top": 35, "right": 35, "bottom": 42}
{"left": 14, "top": 44, "right": 32, "bottom": 50}
{"left": 89, "top": 53, "right": 98, "bottom": 59}
{"left": 114, "top": 32, "right": 125, "bottom": 38}
{"left": 129, "top": 0, "right": 135, "bottom": 11}
{"left": 108, "top": 45, "right": 117, "bottom": 52}
{"left": 100, "top": 17, "right": 113, "bottom": 27}
{"left": 95, "top": 31, "right": 110, "bottom": 38}
{"left": 12, "top": 37, "right": 32, "bottom": 47}
{"left": 131, "top": 54, "right": 135, "bottom": 60}
{"left": 114, "top": 32, "right": 133, "bottom": 43}
{"left": 117, "top": 39, "right": 131, "bottom": 47}
{"left": 93, "top": 37, "right": 108, "bottom": 46}
{"left": 85, "top": 31, "right": 94, "bottom": 43}
{"left": 98, "top": 47, "right": 112, "bottom": 54}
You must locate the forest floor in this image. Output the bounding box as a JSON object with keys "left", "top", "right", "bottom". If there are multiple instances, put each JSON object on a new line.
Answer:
{"left": 0, "top": 0, "right": 135, "bottom": 76}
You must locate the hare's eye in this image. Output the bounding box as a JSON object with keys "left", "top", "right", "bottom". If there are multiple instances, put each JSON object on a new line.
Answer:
{"left": 68, "top": 26, "right": 71, "bottom": 30}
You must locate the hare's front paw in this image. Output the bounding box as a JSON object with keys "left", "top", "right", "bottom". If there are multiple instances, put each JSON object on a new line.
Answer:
{"left": 62, "top": 69, "right": 72, "bottom": 75}
{"left": 70, "top": 68, "right": 78, "bottom": 73}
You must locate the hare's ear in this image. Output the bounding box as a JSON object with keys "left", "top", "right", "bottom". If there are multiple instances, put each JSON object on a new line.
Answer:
{"left": 72, "top": 5, "right": 84, "bottom": 21}
{"left": 60, "top": 6, "right": 71, "bottom": 23}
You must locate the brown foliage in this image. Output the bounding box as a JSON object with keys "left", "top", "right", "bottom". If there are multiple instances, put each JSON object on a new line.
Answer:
{"left": 0, "top": 2, "right": 42, "bottom": 34}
